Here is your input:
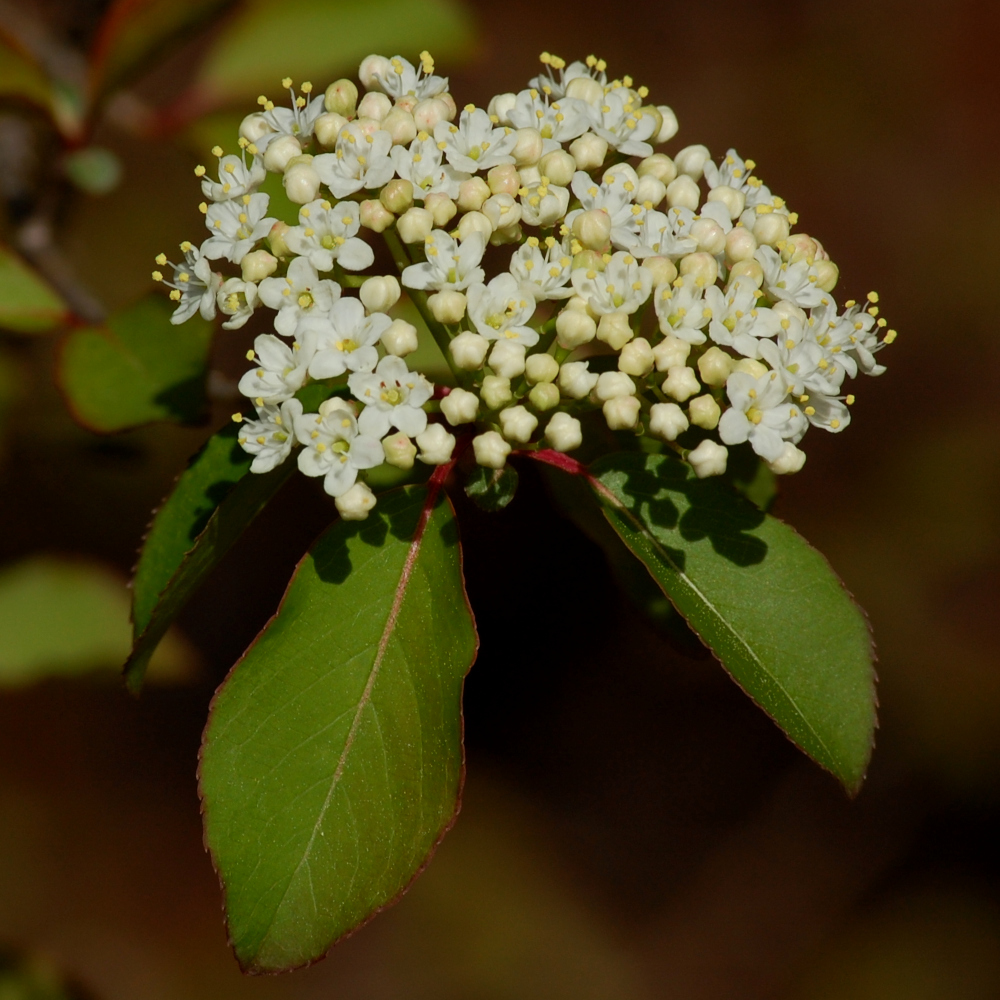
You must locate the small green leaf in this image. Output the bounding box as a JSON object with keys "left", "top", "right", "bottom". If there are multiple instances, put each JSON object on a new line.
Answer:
{"left": 464, "top": 463, "right": 518, "bottom": 512}
{"left": 0, "top": 243, "right": 69, "bottom": 333}
{"left": 586, "top": 451, "right": 875, "bottom": 792}
{"left": 200, "top": 484, "right": 477, "bottom": 972}
{"left": 126, "top": 421, "right": 295, "bottom": 692}
{"left": 58, "top": 294, "right": 211, "bottom": 432}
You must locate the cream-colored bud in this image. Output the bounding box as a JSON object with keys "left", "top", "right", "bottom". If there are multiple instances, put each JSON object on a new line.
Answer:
{"left": 263, "top": 134, "right": 301, "bottom": 173}
{"left": 572, "top": 209, "right": 612, "bottom": 251}
{"left": 636, "top": 175, "right": 666, "bottom": 207}
{"left": 708, "top": 185, "right": 745, "bottom": 220}
{"left": 814, "top": 259, "right": 839, "bottom": 292}
{"left": 458, "top": 210, "right": 493, "bottom": 240}
{"left": 512, "top": 127, "right": 544, "bottom": 167}
{"left": 688, "top": 439, "right": 727, "bottom": 478}
{"left": 665, "top": 174, "right": 700, "bottom": 211}
{"left": 649, "top": 402, "right": 688, "bottom": 441}
{"left": 679, "top": 251, "right": 719, "bottom": 286}
{"left": 539, "top": 149, "right": 576, "bottom": 186}
{"left": 767, "top": 442, "right": 807, "bottom": 475}
{"left": 382, "top": 432, "right": 417, "bottom": 470}
{"left": 380, "top": 178, "right": 413, "bottom": 215}
{"left": 652, "top": 334, "right": 691, "bottom": 371}
{"left": 440, "top": 387, "right": 480, "bottom": 425}
{"left": 396, "top": 206, "right": 434, "bottom": 243}
{"left": 488, "top": 92, "right": 517, "bottom": 124}
{"left": 752, "top": 211, "right": 790, "bottom": 247}
{"left": 487, "top": 163, "right": 520, "bottom": 196}
{"left": 381, "top": 318, "right": 419, "bottom": 356}
{"left": 412, "top": 97, "right": 450, "bottom": 132}
{"left": 571, "top": 249, "right": 605, "bottom": 273}
{"left": 545, "top": 412, "right": 582, "bottom": 452}
{"left": 674, "top": 144, "right": 711, "bottom": 181}
{"left": 638, "top": 153, "right": 677, "bottom": 185}
{"left": 335, "top": 482, "right": 376, "bottom": 520}
{"left": 654, "top": 105, "right": 679, "bottom": 143}
{"left": 780, "top": 233, "right": 818, "bottom": 262}
{"left": 353, "top": 117, "right": 381, "bottom": 139}
{"left": 525, "top": 353, "right": 559, "bottom": 384}
{"left": 663, "top": 365, "right": 700, "bottom": 401}
{"left": 728, "top": 259, "right": 764, "bottom": 288}
{"left": 394, "top": 95, "right": 418, "bottom": 114}
{"left": 688, "top": 394, "right": 721, "bottom": 430}
{"left": 618, "top": 337, "right": 655, "bottom": 376}
{"left": 565, "top": 76, "right": 604, "bottom": 104}
{"left": 283, "top": 161, "right": 320, "bottom": 203}
{"left": 690, "top": 219, "right": 726, "bottom": 256}
{"left": 725, "top": 227, "right": 757, "bottom": 264}
{"left": 314, "top": 112, "right": 347, "bottom": 148}
{"left": 359, "top": 275, "right": 400, "bottom": 314}
{"left": 603, "top": 395, "right": 641, "bottom": 431}
{"left": 456, "top": 177, "right": 490, "bottom": 213}
{"left": 489, "top": 340, "right": 526, "bottom": 379}
{"left": 473, "top": 430, "right": 510, "bottom": 469}
{"left": 555, "top": 307, "right": 597, "bottom": 349}
{"left": 697, "top": 346, "right": 733, "bottom": 387}
{"left": 641, "top": 105, "right": 663, "bottom": 141}
{"left": 325, "top": 77, "right": 358, "bottom": 116}
{"left": 565, "top": 293, "right": 598, "bottom": 316}
{"left": 357, "top": 91, "right": 391, "bottom": 122}
{"left": 594, "top": 371, "right": 636, "bottom": 401}
{"left": 642, "top": 256, "right": 678, "bottom": 287}
{"left": 518, "top": 164, "right": 541, "bottom": 187}
{"left": 481, "top": 375, "right": 512, "bottom": 410}
{"left": 424, "top": 192, "right": 457, "bottom": 227}
{"left": 558, "top": 361, "right": 599, "bottom": 399}
{"left": 381, "top": 107, "right": 417, "bottom": 146}
{"left": 240, "top": 249, "right": 277, "bottom": 283}
{"left": 482, "top": 194, "right": 522, "bottom": 231}
{"left": 438, "top": 91, "right": 457, "bottom": 121}
{"left": 596, "top": 312, "right": 634, "bottom": 351}
{"left": 499, "top": 405, "right": 538, "bottom": 444}
{"left": 427, "top": 290, "right": 467, "bottom": 325}
{"left": 529, "top": 382, "right": 560, "bottom": 411}
{"left": 359, "top": 199, "right": 394, "bottom": 233}
{"left": 733, "top": 358, "right": 767, "bottom": 379}
{"left": 267, "top": 220, "right": 291, "bottom": 258}
{"left": 239, "top": 113, "right": 273, "bottom": 144}
{"left": 416, "top": 423, "right": 457, "bottom": 465}
{"left": 569, "top": 132, "right": 608, "bottom": 171}
{"left": 449, "top": 330, "right": 490, "bottom": 370}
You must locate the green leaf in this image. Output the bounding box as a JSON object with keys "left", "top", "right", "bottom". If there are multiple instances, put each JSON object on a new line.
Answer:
{"left": 200, "top": 483, "right": 477, "bottom": 973}
{"left": 0, "top": 243, "right": 69, "bottom": 333}
{"left": 586, "top": 451, "right": 875, "bottom": 792}
{"left": 464, "top": 463, "right": 518, "bottom": 512}
{"left": 58, "top": 294, "right": 211, "bottom": 432}
{"left": 126, "top": 421, "right": 295, "bottom": 692}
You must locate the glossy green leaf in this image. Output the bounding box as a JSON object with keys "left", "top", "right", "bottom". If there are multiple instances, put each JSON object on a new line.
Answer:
{"left": 200, "top": 484, "right": 477, "bottom": 972}
{"left": 465, "top": 463, "right": 518, "bottom": 512}
{"left": 0, "top": 243, "right": 69, "bottom": 333}
{"left": 587, "top": 451, "right": 876, "bottom": 792}
{"left": 58, "top": 294, "right": 211, "bottom": 432}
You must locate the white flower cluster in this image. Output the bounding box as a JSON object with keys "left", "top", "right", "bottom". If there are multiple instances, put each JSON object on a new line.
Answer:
{"left": 155, "top": 51, "right": 895, "bottom": 518}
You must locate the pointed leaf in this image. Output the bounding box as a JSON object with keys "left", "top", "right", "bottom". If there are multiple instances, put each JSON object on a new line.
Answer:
{"left": 199, "top": 483, "right": 477, "bottom": 972}
{"left": 585, "top": 450, "right": 875, "bottom": 792}
{"left": 0, "top": 242, "right": 70, "bottom": 333}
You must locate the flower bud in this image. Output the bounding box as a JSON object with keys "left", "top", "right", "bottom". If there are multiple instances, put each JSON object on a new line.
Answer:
{"left": 654, "top": 105, "right": 679, "bottom": 143}
{"left": 382, "top": 432, "right": 417, "bottom": 469}
{"left": 489, "top": 340, "right": 526, "bottom": 379}
{"left": 325, "top": 77, "right": 358, "bottom": 116}
{"left": 512, "top": 127, "right": 544, "bottom": 167}
{"left": 482, "top": 194, "right": 521, "bottom": 231}
{"left": 360, "top": 275, "right": 400, "bottom": 314}
{"left": 283, "top": 160, "right": 320, "bottom": 204}
{"left": 781, "top": 233, "right": 818, "bottom": 262}
{"left": 263, "top": 134, "right": 301, "bottom": 173}
{"left": 618, "top": 337, "right": 654, "bottom": 376}
{"left": 649, "top": 402, "right": 688, "bottom": 441}
{"left": 554, "top": 307, "right": 595, "bottom": 349}
{"left": 449, "top": 330, "right": 490, "bottom": 370}
{"left": 558, "top": 361, "right": 599, "bottom": 399}
{"left": 688, "top": 394, "right": 721, "bottom": 429}
{"left": 814, "top": 259, "right": 839, "bottom": 292}
{"left": 642, "top": 256, "right": 678, "bottom": 287}
{"left": 499, "top": 405, "right": 537, "bottom": 444}
{"left": 690, "top": 219, "right": 726, "bottom": 256}
{"left": 594, "top": 371, "right": 635, "bottom": 401}
{"left": 767, "top": 442, "right": 807, "bottom": 475}
{"left": 335, "top": 481, "right": 377, "bottom": 520}
{"left": 427, "top": 290, "right": 467, "bottom": 324}
{"left": 358, "top": 56, "right": 390, "bottom": 91}
{"left": 707, "top": 185, "right": 745, "bottom": 220}
{"left": 675, "top": 144, "right": 711, "bottom": 181}
{"left": 381, "top": 318, "right": 419, "bottom": 356}
{"left": 473, "top": 430, "right": 511, "bottom": 468}
{"left": 267, "top": 220, "right": 291, "bottom": 258}
{"left": 528, "top": 382, "right": 560, "bottom": 411}
{"left": 663, "top": 365, "right": 700, "bottom": 401}
{"left": 357, "top": 91, "right": 391, "bottom": 122}
{"left": 728, "top": 259, "right": 764, "bottom": 288}
{"left": 544, "top": 412, "right": 582, "bottom": 452}
{"left": 314, "top": 112, "right": 348, "bottom": 148}
{"left": 481, "top": 374, "right": 512, "bottom": 410}
{"left": 441, "top": 387, "right": 480, "bottom": 425}
{"left": 636, "top": 175, "right": 666, "bottom": 207}
{"left": 525, "top": 352, "right": 559, "bottom": 384}
{"left": 572, "top": 209, "right": 613, "bottom": 251}
{"left": 652, "top": 334, "right": 691, "bottom": 371}
{"left": 458, "top": 210, "right": 493, "bottom": 240}
{"left": 240, "top": 249, "right": 277, "bottom": 283}
{"left": 539, "top": 149, "right": 576, "bottom": 186}
{"left": 396, "top": 206, "right": 434, "bottom": 243}
{"left": 438, "top": 92, "right": 458, "bottom": 120}
{"left": 380, "top": 178, "right": 414, "bottom": 214}
{"left": 381, "top": 107, "right": 417, "bottom": 146}
{"left": 571, "top": 249, "right": 605, "bottom": 273}
{"left": 688, "top": 439, "right": 728, "bottom": 478}
{"left": 697, "top": 346, "right": 733, "bottom": 387}
{"left": 641, "top": 105, "right": 663, "bottom": 140}
{"left": 725, "top": 227, "right": 757, "bottom": 264}
{"left": 456, "top": 177, "right": 490, "bottom": 213}
{"left": 394, "top": 95, "right": 418, "bottom": 114}
{"left": 752, "top": 211, "right": 790, "bottom": 247}
{"left": 354, "top": 116, "right": 382, "bottom": 138}
{"left": 424, "top": 192, "right": 457, "bottom": 227}
{"left": 518, "top": 165, "right": 540, "bottom": 187}
{"left": 565, "top": 75, "right": 604, "bottom": 104}
{"left": 413, "top": 97, "right": 450, "bottom": 132}
{"left": 487, "top": 163, "right": 520, "bottom": 196}
{"left": 360, "top": 199, "right": 394, "bottom": 233}
{"left": 772, "top": 300, "right": 807, "bottom": 324}
{"left": 488, "top": 92, "right": 517, "bottom": 124}
{"left": 733, "top": 358, "right": 767, "bottom": 378}
{"left": 665, "top": 174, "right": 700, "bottom": 211}
{"left": 416, "top": 423, "right": 457, "bottom": 465}
{"left": 638, "top": 153, "right": 677, "bottom": 185}
{"left": 679, "top": 251, "right": 719, "bottom": 286}
{"left": 569, "top": 132, "right": 608, "bottom": 171}
{"left": 596, "top": 311, "right": 634, "bottom": 351}
{"left": 603, "top": 395, "right": 641, "bottom": 431}
{"left": 239, "top": 113, "right": 273, "bottom": 144}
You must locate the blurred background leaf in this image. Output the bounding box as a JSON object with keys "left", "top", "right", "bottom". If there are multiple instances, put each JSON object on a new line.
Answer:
{"left": 0, "top": 946, "right": 96, "bottom": 1000}
{"left": 0, "top": 245, "right": 70, "bottom": 334}
{"left": 0, "top": 37, "right": 52, "bottom": 114}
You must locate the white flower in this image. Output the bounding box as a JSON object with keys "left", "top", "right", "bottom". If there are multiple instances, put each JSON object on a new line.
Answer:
{"left": 703, "top": 148, "right": 755, "bottom": 192}
{"left": 200, "top": 193, "right": 276, "bottom": 264}
{"left": 571, "top": 251, "right": 652, "bottom": 315}
{"left": 529, "top": 55, "right": 607, "bottom": 99}
{"left": 466, "top": 272, "right": 538, "bottom": 346}
{"left": 587, "top": 87, "right": 657, "bottom": 158}
{"left": 367, "top": 52, "right": 448, "bottom": 101}
{"left": 518, "top": 176, "right": 570, "bottom": 227}
{"left": 654, "top": 275, "right": 713, "bottom": 344}
{"left": 799, "top": 389, "right": 852, "bottom": 434}
{"left": 155, "top": 243, "right": 220, "bottom": 324}
{"left": 313, "top": 122, "right": 395, "bottom": 199}
{"left": 757, "top": 315, "right": 843, "bottom": 397}
{"left": 815, "top": 298, "right": 890, "bottom": 377}
{"left": 306, "top": 297, "right": 390, "bottom": 378}
{"left": 257, "top": 257, "right": 341, "bottom": 336}
{"left": 237, "top": 398, "right": 303, "bottom": 472}
{"left": 258, "top": 87, "right": 326, "bottom": 148}
{"left": 568, "top": 165, "right": 642, "bottom": 248}
{"left": 283, "top": 199, "right": 374, "bottom": 272}
{"left": 509, "top": 236, "right": 573, "bottom": 300}
{"left": 757, "top": 245, "right": 829, "bottom": 309}
{"left": 294, "top": 403, "right": 384, "bottom": 497}
{"left": 238, "top": 333, "right": 313, "bottom": 403}
{"left": 216, "top": 277, "right": 257, "bottom": 330}
{"left": 705, "top": 277, "right": 779, "bottom": 358}
{"left": 718, "top": 369, "right": 807, "bottom": 462}
{"left": 506, "top": 88, "right": 591, "bottom": 152}
{"left": 435, "top": 107, "right": 516, "bottom": 172}
{"left": 348, "top": 354, "right": 433, "bottom": 438}
{"left": 200, "top": 151, "right": 265, "bottom": 202}
{"left": 401, "top": 230, "right": 486, "bottom": 291}
{"left": 390, "top": 132, "right": 467, "bottom": 199}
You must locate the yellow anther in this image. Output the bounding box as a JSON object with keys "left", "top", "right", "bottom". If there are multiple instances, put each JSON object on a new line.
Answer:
{"left": 155, "top": 253, "right": 167, "bottom": 266}
{"left": 301, "top": 81, "right": 313, "bottom": 93}
{"left": 194, "top": 164, "right": 206, "bottom": 177}
{"left": 281, "top": 77, "right": 293, "bottom": 89}
{"left": 151, "top": 270, "right": 163, "bottom": 281}
{"left": 211, "top": 145, "right": 223, "bottom": 157}
{"left": 867, "top": 291, "right": 879, "bottom": 303}
{"left": 198, "top": 202, "right": 208, "bottom": 214}
{"left": 846, "top": 394, "right": 855, "bottom": 405}
{"left": 246, "top": 350, "right": 255, "bottom": 360}
{"left": 830, "top": 419, "right": 841, "bottom": 429}
{"left": 231, "top": 412, "right": 243, "bottom": 423}
{"left": 884, "top": 330, "right": 897, "bottom": 344}
{"left": 169, "top": 289, "right": 181, "bottom": 301}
